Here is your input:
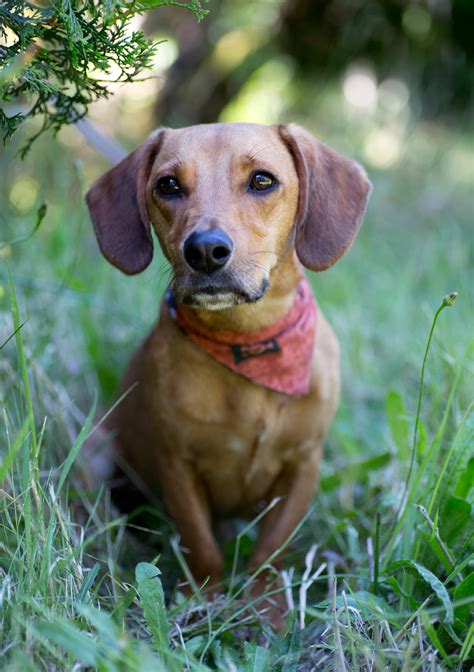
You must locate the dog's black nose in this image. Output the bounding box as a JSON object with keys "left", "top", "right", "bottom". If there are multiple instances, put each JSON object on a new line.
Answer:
{"left": 183, "top": 229, "right": 233, "bottom": 274}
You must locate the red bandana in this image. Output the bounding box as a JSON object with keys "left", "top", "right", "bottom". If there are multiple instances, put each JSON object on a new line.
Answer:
{"left": 166, "top": 277, "right": 317, "bottom": 396}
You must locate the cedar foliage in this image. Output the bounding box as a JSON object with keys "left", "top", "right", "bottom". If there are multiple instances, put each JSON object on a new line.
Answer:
{"left": 0, "top": 0, "right": 207, "bottom": 154}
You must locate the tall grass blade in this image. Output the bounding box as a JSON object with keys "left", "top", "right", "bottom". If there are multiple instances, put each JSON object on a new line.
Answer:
{"left": 75, "top": 562, "right": 100, "bottom": 605}
{"left": 57, "top": 394, "right": 97, "bottom": 495}
{"left": 372, "top": 512, "right": 381, "bottom": 596}
{"left": 459, "top": 622, "right": 474, "bottom": 664}
{"left": 386, "top": 390, "right": 411, "bottom": 463}
{"left": 7, "top": 268, "right": 37, "bottom": 471}
{"left": 427, "top": 404, "right": 474, "bottom": 516}
{"left": 0, "top": 416, "right": 29, "bottom": 483}
{"left": 7, "top": 267, "right": 36, "bottom": 575}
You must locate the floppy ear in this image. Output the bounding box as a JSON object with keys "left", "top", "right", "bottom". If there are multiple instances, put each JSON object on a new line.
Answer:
{"left": 85, "top": 131, "right": 164, "bottom": 275}
{"left": 279, "top": 123, "right": 372, "bottom": 271}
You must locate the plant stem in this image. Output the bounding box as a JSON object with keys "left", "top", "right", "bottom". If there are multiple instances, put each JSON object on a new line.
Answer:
{"left": 383, "top": 292, "right": 458, "bottom": 564}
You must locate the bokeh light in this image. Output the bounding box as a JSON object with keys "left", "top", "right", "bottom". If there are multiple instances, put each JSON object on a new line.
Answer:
{"left": 402, "top": 5, "right": 432, "bottom": 39}
{"left": 220, "top": 59, "right": 294, "bottom": 124}
{"left": 378, "top": 79, "right": 410, "bottom": 115}
{"left": 212, "top": 29, "right": 263, "bottom": 72}
{"left": 343, "top": 67, "right": 378, "bottom": 112}
{"left": 363, "top": 128, "right": 404, "bottom": 169}
{"left": 151, "top": 37, "right": 179, "bottom": 72}
{"left": 9, "top": 176, "right": 39, "bottom": 213}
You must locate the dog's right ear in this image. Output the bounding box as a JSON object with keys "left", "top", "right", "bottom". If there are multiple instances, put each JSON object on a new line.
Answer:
{"left": 279, "top": 124, "right": 371, "bottom": 271}
{"left": 86, "top": 130, "right": 164, "bottom": 275}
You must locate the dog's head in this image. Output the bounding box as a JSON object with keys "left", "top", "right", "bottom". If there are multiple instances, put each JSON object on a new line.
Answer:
{"left": 86, "top": 123, "right": 371, "bottom": 310}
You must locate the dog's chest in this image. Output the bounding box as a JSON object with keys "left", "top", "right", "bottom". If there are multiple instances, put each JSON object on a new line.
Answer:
{"left": 166, "top": 361, "right": 316, "bottom": 512}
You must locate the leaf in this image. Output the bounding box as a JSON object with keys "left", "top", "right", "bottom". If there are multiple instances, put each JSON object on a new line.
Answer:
{"left": 455, "top": 457, "right": 474, "bottom": 499}
{"left": 113, "top": 585, "right": 137, "bottom": 625}
{"left": 135, "top": 563, "right": 170, "bottom": 662}
{"left": 271, "top": 613, "right": 301, "bottom": 672}
{"left": 453, "top": 572, "right": 474, "bottom": 624}
{"left": 34, "top": 620, "right": 98, "bottom": 666}
{"left": 416, "top": 419, "right": 427, "bottom": 457}
{"left": 182, "top": 635, "right": 206, "bottom": 657}
{"left": 384, "top": 560, "right": 454, "bottom": 623}
{"left": 443, "top": 622, "right": 464, "bottom": 646}
{"left": 136, "top": 0, "right": 208, "bottom": 20}
{"left": 243, "top": 643, "right": 270, "bottom": 672}
{"left": 420, "top": 611, "right": 455, "bottom": 669}
{"left": 320, "top": 452, "right": 391, "bottom": 492}
{"left": 416, "top": 527, "right": 453, "bottom": 574}
{"left": 386, "top": 390, "right": 411, "bottom": 461}
{"left": 75, "top": 563, "right": 100, "bottom": 605}
{"left": 430, "top": 407, "right": 474, "bottom": 512}
{"left": 76, "top": 603, "right": 119, "bottom": 650}
{"left": 440, "top": 497, "right": 472, "bottom": 545}
{"left": 383, "top": 577, "right": 419, "bottom": 611}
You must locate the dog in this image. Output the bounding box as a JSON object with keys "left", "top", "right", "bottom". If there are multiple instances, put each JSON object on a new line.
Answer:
{"left": 86, "top": 122, "right": 371, "bottom": 620}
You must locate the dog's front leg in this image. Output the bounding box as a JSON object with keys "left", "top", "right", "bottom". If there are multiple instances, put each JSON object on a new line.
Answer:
{"left": 244, "top": 450, "right": 321, "bottom": 628}
{"left": 249, "top": 448, "right": 322, "bottom": 571}
{"left": 159, "top": 454, "right": 223, "bottom": 592}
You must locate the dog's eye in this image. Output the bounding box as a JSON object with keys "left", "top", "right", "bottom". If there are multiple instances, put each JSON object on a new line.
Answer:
{"left": 249, "top": 172, "right": 276, "bottom": 192}
{"left": 156, "top": 176, "right": 181, "bottom": 197}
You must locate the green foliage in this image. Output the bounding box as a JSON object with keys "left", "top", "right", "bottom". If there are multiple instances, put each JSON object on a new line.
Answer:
{"left": 0, "top": 0, "right": 207, "bottom": 154}
{"left": 135, "top": 562, "right": 173, "bottom": 667}
{"left": 384, "top": 560, "right": 454, "bottom": 623}
{"left": 35, "top": 603, "right": 172, "bottom": 671}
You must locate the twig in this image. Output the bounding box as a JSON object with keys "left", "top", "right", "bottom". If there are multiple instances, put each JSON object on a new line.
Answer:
{"left": 75, "top": 117, "right": 127, "bottom": 165}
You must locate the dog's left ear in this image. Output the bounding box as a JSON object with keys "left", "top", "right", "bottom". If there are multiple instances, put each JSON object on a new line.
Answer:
{"left": 86, "top": 130, "right": 164, "bottom": 275}
{"left": 279, "top": 123, "right": 372, "bottom": 271}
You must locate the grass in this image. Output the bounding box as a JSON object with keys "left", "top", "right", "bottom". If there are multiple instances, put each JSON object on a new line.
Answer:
{"left": 0, "top": 110, "right": 473, "bottom": 670}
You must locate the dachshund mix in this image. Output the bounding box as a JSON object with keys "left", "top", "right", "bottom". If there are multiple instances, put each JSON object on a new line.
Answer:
{"left": 86, "top": 123, "right": 371, "bottom": 619}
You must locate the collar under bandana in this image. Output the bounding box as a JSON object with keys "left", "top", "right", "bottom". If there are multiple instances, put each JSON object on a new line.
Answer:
{"left": 165, "top": 276, "right": 317, "bottom": 396}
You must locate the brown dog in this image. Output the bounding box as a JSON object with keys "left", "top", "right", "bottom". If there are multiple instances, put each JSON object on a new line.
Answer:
{"left": 86, "top": 123, "right": 371, "bottom": 609}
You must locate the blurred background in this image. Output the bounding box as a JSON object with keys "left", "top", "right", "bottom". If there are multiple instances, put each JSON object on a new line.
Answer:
{"left": 1, "top": 0, "right": 473, "bottom": 477}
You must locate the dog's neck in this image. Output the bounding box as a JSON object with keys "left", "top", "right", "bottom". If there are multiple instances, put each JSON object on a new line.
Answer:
{"left": 190, "top": 251, "right": 304, "bottom": 333}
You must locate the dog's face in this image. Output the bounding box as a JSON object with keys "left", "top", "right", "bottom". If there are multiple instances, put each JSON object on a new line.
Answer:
{"left": 86, "top": 123, "right": 371, "bottom": 310}
{"left": 146, "top": 124, "right": 299, "bottom": 310}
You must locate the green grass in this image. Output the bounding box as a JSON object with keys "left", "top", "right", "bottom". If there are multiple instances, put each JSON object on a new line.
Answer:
{"left": 0, "top": 113, "right": 473, "bottom": 670}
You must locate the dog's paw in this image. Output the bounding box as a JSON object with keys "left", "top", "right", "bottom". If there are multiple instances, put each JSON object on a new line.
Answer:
{"left": 246, "top": 570, "right": 288, "bottom": 632}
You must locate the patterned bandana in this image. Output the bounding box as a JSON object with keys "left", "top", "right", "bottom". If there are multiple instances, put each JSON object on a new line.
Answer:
{"left": 165, "top": 276, "right": 317, "bottom": 396}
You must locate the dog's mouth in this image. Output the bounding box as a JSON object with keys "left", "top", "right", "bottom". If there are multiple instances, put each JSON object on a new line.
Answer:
{"left": 176, "top": 279, "right": 269, "bottom": 311}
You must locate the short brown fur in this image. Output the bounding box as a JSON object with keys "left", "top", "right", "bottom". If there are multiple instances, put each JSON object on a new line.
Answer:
{"left": 86, "top": 122, "right": 371, "bottom": 624}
